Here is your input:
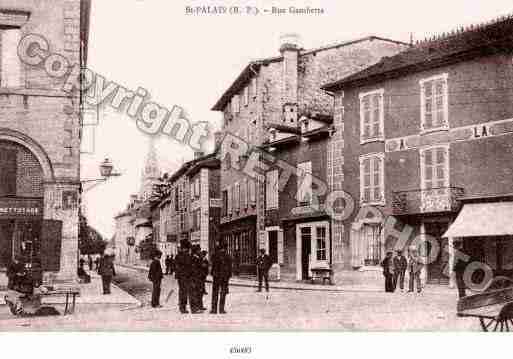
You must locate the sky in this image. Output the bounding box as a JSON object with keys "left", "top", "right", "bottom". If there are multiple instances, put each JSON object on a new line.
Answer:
{"left": 81, "top": 0, "right": 513, "bottom": 238}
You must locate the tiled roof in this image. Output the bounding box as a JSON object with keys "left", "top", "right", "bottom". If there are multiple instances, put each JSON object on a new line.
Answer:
{"left": 212, "top": 36, "right": 409, "bottom": 111}
{"left": 323, "top": 15, "right": 513, "bottom": 91}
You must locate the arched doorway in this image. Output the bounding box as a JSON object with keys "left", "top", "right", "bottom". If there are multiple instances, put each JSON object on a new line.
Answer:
{"left": 0, "top": 139, "right": 46, "bottom": 272}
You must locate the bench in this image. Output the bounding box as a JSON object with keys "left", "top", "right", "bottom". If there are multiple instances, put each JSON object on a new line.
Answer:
{"left": 310, "top": 267, "right": 333, "bottom": 285}
{"left": 5, "top": 287, "right": 80, "bottom": 316}
{"left": 41, "top": 288, "right": 80, "bottom": 315}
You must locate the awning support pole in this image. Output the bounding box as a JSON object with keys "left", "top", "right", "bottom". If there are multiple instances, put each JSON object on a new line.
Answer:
{"left": 448, "top": 236, "right": 455, "bottom": 288}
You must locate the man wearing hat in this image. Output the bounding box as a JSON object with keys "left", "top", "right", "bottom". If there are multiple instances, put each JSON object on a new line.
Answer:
{"left": 393, "top": 250, "right": 408, "bottom": 292}
{"left": 407, "top": 247, "right": 423, "bottom": 293}
{"left": 381, "top": 251, "right": 395, "bottom": 292}
{"left": 190, "top": 245, "right": 205, "bottom": 313}
{"left": 175, "top": 240, "right": 192, "bottom": 313}
{"left": 148, "top": 249, "right": 164, "bottom": 308}
{"left": 210, "top": 241, "right": 232, "bottom": 314}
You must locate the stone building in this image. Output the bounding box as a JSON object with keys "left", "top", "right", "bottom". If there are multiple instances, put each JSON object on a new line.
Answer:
{"left": 0, "top": 0, "right": 90, "bottom": 281}
{"left": 212, "top": 34, "right": 408, "bottom": 276}
{"left": 322, "top": 15, "right": 513, "bottom": 287}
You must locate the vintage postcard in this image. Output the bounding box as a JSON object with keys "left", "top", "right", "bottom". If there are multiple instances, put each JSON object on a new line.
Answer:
{"left": 0, "top": 0, "right": 512, "bottom": 357}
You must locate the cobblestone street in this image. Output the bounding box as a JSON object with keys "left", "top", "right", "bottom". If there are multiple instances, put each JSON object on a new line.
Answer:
{"left": 0, "top": 266, "right": 480, "bottom": 331}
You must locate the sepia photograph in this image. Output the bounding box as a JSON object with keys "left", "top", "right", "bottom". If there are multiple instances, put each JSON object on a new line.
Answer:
{"left": 0, "top": 0, "right": 512, "bottom": 357}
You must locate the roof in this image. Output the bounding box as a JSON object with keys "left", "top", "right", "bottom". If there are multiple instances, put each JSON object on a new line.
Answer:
{"left": 186, "top": 156, "right": 220, "bottom": 177}
{"left": 212, "top": 36, "right": 409, "bottom": 111}
{"left": 265, "top": 123, "right": 302, "bottom": 135}
{"left": 323, "top": 15, "right": 513, "bottom": 92}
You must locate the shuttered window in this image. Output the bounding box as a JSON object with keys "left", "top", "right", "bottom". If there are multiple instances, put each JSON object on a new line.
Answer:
{"left": 421, "top": 146, "right": 449, "bottom": 189}
{"left": 420, "top": 74, "right": 448, "bottom": 132}
{"left": 360, "top": 154, "right": 385, "bottom": 204}
{"left": 297, "top": 161, "right": 312, "bottom": 206}
{"left": 359, "top": 89, "right": 384, "bottom": 143}
{"left": 266, "top": 170, "right": 279, "bottom": 209}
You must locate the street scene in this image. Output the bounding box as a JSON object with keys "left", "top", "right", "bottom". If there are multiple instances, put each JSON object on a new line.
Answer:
{"left": 1, "top": 0, "right": 513, "bottom": 343}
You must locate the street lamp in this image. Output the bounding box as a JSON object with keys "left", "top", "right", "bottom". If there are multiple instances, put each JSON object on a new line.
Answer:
{"left": 81, "top": 158, "right": 122, "bottom": 192}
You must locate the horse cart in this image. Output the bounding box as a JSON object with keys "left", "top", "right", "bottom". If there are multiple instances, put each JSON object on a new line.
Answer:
{"left": 457, "top": 276, "right": 513, "bottom": 331}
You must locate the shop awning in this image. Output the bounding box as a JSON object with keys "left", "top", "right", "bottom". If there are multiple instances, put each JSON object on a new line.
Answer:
{"left": 443, "top": 201, "right": 513, "bottom": 238}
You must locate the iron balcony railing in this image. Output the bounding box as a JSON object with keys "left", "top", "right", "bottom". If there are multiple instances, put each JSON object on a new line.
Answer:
{"left": 391, "top": 186, "right": 464, "bottom": 216}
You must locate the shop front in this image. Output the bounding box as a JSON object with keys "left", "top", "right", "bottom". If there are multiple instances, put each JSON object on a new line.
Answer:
{"left": 220, "top": 216, "right": 257, "bottom": 274}
{"left": 444, "top": 195, "right": 513, "bottom": 288}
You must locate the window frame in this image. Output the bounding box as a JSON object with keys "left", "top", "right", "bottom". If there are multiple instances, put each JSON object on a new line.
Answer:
{"left": 266, "top": 170, "right": 279, "bottom": 210}
{"left": 362, "top": 224, "right": 382, "bottom": 267}
{"left": 419, "top": 73, "right": 449, "bottom": 134}
{"left": 359, "top": 152, "right": 385, "bottom": 206}
{"left": 419, "top": 144, "right": 450, "bottom": 191}
{"left": 297, "top": 161, "right": 312, "bottom": 207}
{"left": 231, "top": 95, "right": 240, "bottom": 114}
{"left": 359, "top": 89, "right": 385, "bottom": 144}
{"left": 0, "top": 28, "right": 22, "bottom": 89}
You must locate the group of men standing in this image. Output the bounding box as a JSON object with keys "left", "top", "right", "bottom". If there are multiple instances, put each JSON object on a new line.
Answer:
{"left": 147, "top": 240, "right": 232, "bottom": 314}
{"left": 381, "top": 249, "right": 423, "bottom": 293}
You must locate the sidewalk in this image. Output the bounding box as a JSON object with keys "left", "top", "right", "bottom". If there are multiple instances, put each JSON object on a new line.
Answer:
{"left": 0, "top": 271, "right": 141, "bottom": 313}
{"left": 115, "top": 263, "right": 456, "bottom": 295}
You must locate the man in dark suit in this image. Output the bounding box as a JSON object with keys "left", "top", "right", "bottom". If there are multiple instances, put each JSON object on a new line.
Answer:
{"left": 148, "top": 249, "right": 164, "bottom": 308}
{"left": 190, "top": 245, "right": 204, "bottom": 313}
{"left": 175, "top": 240, "right": 192, "bottom": 313}
{"left": 381, "top": 251, "right": 395, "bottom": 292}
{"left": 256, "top": 249, "right": 272, "bottom": 292}
{"left": 210, "top": 242, "right": 232, "bottom": 314}
{"left": 393, "top": 250, "right": 408, "bottom": 292}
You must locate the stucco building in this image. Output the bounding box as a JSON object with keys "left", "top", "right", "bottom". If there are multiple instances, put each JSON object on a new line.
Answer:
{"left": 0, "top": 0, "right": 90, "bottom": 281}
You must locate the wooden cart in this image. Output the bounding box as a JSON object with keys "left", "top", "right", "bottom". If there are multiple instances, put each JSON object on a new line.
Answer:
{"left": 457, "top": 276, "right": 513, "bottom": 331}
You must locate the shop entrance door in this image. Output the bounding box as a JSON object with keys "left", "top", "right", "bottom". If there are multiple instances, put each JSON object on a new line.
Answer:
{"left": 425, "top": 221, "right": 450, "bottom": 285}
{"left": 0, "top": 219, "right": 41, "bottom": 269}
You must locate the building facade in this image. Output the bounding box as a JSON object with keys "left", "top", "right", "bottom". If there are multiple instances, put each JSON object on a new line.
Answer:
{"left": 0, "top": 0, "right": 90, "bottom": 281}
{"left": 322, "top": 16, "right": 513, "bottom": 286}
{"left": 213, "top": 35, "right": 408, "bottom": 276}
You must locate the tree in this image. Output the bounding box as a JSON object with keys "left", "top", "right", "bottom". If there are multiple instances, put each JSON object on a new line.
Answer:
{"left": 78, "top": 213, "right": 108, "bottom": 255}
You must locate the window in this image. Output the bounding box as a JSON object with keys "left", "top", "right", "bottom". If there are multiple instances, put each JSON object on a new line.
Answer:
{"left": 266, "top": 170, "right": 279, "bottom": 209}
{"left": 420, "top": 74, "right": 448, "bottom": 132}
{"left": 241, "top": 178, "right": 247, "bottom": 209}
{"left": 359, "top": 89, "right": 384, "bottom": 143}
{"left": 316, "top": 226, "right": 327, "bottom": 261}
{"left": 360, "top": 153, "right": 385, "bottom": 205}
{"left": 297, "top": 161, "right": 312, "bottom": 206}
{"left": 251, "top": 77, "right": 257, "bottom": 99}
{"left": 249, "top": 179, "right": 256, "bottom": 205}
{"left": 231, "top": 95, "right": 240, "bottom": 114}
{"left": 0, "top": 28, "right": 22, "bottom": 88}
{"left": 234, "top": 182, "right": 240, "bottom": 212}
{"left": 227, "top": 185, "right": 232, "bottom": 214}
{"left": 420, "top": 146, "right": 449, "bottom": 189}
{"left": 174, "top": 187, "right": 179, "bottom": 211}
{"left": 243, "top": 86, "right": 249, "bottom": 106}
{"left": 192, "top": 209, "right": 201, "bottom": 231}
{"left": 221, "top": 190, "right": 228, "bottom": 217}
{"left": 363, "top": 224, "right": 382, "bottom": 266}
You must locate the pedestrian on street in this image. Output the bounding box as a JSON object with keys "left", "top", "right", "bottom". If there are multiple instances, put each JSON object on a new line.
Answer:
{"left": 453, "top": 241, "right": 467, "bottom": 298}
{"left": 256, "top": 249, "right": 272, "bottom": 292}
{"left": 79, "top": 257, "right": 85, "bottom": 269}
{"left": 233, "top": 250, "right": 240, "bottom": 276}
{"left": 190, "top": 245, "right": 204, "bottom": 314}
{"left": 175, "top": 240, "right": 192, "bottom": 314}
{"left": 381, "top": 251, "right": 395, "bottom": 292}
{"left": 88, "top": 255, "right": 93, "bottom": 271}
{"left": 407, "top": 248, "right": 423, "bottom": 293}
{"left": 98, "top": 252, "right": 116, "bottom": 295}
{"left": 210, "top": 242, "right": 232, "bottom": 314}
{"left": 200, "top": 250, "right": 209, "bottom": 296}
{"left": 393, "top": 250, "right": 407, "bottom": 292}
{"left": 148, "top": 249, "right": 164, "bottom": 308}
{"left": 165, "top": 255, "right": 173, "bottom": 275}
{"left": 6, "top": 255, "right": 26, "bottom": 291}
{"left": 94, "top": 256, "right": 100, "bottom": 272}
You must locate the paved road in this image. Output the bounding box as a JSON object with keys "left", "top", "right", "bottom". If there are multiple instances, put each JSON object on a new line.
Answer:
{"left": 0, "top": 265, "right": 480, "bottom": 331}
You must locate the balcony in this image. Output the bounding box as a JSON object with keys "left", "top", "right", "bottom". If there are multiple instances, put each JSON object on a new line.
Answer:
{"left": 392, "top": 187, "right": 464, "bottom": 216}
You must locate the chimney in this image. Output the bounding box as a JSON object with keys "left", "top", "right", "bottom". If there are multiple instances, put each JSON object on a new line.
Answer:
{"left": 194, "top": 151, "right": 205, "bottom": 160}
{"left": 279, "top": 33, "right": 300, "bottom": 126}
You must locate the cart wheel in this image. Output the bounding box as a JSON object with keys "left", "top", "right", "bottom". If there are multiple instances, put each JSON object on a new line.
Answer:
{"left": 479, "top": 318, "right": 512, "bottom": 332}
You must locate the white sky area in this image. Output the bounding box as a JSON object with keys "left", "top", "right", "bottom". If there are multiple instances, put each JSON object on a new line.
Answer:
{"left": 81, "top": 0, "right": 513, "bottom": 239}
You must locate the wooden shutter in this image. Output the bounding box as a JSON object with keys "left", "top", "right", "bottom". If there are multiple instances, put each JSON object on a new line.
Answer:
{"left": 41, "top": 220, "right": 63, "bottom": 272}
{"left": 0, "top": 148, "right": 17, "bottom": 196}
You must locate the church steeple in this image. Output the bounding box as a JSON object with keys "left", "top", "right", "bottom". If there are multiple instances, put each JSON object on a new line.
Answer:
{"left": 139, "top": 137, "right": 160, "bottom": 202}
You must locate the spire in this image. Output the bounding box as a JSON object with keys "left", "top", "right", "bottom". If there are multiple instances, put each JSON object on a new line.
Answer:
{"left": 139, "top": 136, "right": 160, "bottom": 201}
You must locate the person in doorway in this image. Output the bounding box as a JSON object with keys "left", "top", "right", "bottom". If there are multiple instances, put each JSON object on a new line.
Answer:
{"left": 256, "top": 249, "right": 272, "bottom": 292}
{"left": 393, "top": 250, "right": 408, "bottom": 292}
{"left": 210, "top": 242, "right": 232, "bottom": 314}
{"left": 407, "top": 248, "right": 423, "bottom": 293}
{"left": 148, "top": 250, "right": 164, "bottom": 308}
{"left": 175, "top": 240, "right": 192, "bottom": 313}
{"left": 98, "top": 253, "right": 116, "bottom": 295}
{"left": 381, "top": 251, "right": 395, "bottom": 292}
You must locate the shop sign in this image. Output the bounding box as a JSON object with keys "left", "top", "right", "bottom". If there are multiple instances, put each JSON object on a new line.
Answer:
{"left": 0, "top": 197, "right": 43, "bottom": 218}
